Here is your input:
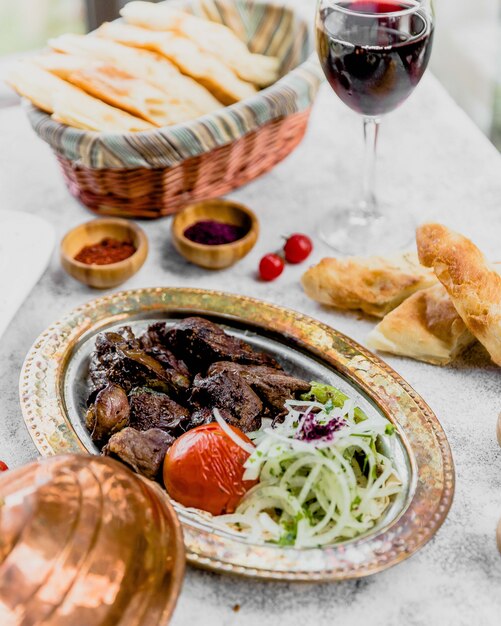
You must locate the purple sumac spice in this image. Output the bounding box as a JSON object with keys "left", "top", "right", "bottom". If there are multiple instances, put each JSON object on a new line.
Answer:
{"left": 184, "top": 220, "right": 247, "bottom": 245}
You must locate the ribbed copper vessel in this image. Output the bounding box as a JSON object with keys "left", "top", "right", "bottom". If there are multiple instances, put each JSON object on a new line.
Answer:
{"left": 0, "top": 455, "right": 185, "bottom": 625}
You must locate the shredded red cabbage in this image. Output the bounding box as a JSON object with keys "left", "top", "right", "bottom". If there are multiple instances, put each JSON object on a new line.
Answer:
{"left": 295, "top": 411, "right": 346, "bottom": 443}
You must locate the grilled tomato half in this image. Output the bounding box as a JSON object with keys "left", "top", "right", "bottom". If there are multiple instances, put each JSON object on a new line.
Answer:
{"left": 163, "top": 423, "right": 257, "bottom": 515}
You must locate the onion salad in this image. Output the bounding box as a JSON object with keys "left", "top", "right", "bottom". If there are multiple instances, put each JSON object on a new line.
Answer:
{"left": 215, "top": 383, "right": 402, "bottom": 548}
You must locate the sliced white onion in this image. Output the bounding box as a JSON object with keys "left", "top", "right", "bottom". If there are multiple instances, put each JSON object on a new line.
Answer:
{"left": 213, "top": 397, "right": 401, "bottom": 548}
{"left": 213, "top": 408, "right": 255, "bottom": 455}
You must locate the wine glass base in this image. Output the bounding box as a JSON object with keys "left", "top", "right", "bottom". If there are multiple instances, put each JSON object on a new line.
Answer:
{"left": 318, "top": 207, "right": 415, "bottom": 256}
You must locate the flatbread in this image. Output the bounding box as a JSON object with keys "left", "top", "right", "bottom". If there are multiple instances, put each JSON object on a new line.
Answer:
{"left": 120, "top": 1, "right": 279, "bottom": 87}
{"left": 49, "top": 34, "right": 222, "bottom": 115}
{"left": 6, "top": 62, "right": 153, "bottom": 132}
{"left": 367, "top": 283, "right": 475, "bottom": 365}
{"left": 301, "top": 252, "right": 437, "bottom": 318}
{"left": 36, "top": 53, "right": 201, "bottom": 126}
{"left": 417, "top": 223, "right": 501, "bottom": 366}
{"left": 97, "top": 21, "right": 257, "bottom": 105}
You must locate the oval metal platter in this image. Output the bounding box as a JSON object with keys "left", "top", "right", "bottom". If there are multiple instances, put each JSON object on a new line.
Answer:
{"left": 19, "top": 288, "right": 454, "bottom": 581}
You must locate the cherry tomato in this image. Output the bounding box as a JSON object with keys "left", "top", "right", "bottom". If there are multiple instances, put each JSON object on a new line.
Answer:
{"left": 163, "top": 423, "right": 257, "bottom": 515}
{"left": 0, "top": 461, "right": 8, "bottom": 472}
{"left": 259, "top": 253, "right": 284, "bottom": 281}
{"left": 284, "top": 234, "right": 313, "bottom": 264}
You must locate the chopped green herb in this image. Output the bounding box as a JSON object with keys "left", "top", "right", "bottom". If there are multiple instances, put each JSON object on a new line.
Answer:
{"left": 351, "top": 496, "right": 361, "bottom": 510}
{"left": 385, "top": 424, "right": 396, "bottom": 436}
{"left": 277, "top": 532, "right": 296, "bottom": 546}
{"left": 303, "top": 507, "right": 314, "bottom": 523}
{"left": 301, "top": 382, "right": 368, "bottom": 422}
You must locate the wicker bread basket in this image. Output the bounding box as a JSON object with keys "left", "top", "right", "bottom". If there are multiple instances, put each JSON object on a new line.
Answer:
{"left": 26, "top": 0, "right": 323, "bottom": 219}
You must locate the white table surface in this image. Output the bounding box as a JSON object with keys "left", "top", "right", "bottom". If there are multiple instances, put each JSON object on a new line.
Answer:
{"left": 0, "top": 66, "right": 501, "bottom": 625}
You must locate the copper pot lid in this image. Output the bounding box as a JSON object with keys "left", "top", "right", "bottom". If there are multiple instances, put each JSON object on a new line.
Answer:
{"left": 0, "top": 455, "right": 185, "bottom": 626}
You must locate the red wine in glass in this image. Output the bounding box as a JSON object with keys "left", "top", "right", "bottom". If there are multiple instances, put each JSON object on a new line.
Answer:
{"left": 315, "top": 0, "right": 435, "bottom": 253}
{"left": 317, "top": 0, "right": 434, "bottom": 116}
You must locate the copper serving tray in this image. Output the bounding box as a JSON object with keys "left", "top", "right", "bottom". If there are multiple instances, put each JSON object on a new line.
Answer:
{"left": 19, "top": 288, "right": 454, "bottom": 581}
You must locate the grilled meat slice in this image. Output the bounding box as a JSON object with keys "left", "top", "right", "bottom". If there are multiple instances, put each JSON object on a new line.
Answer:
{"left": 86, "top": 383, "right": 130, "bottom": 445}
{"left": 165, "top": 317, "right": 280, "bottom": 372}
{"left": 188, "top": 407, "right": 236, "bottom": 429}
{"left": 207, "top": 362, "right": 310, "bottom": 417}
{"left": 129, "top": 387, "right": 190, "bottom": 435}
{"left": 139, "top": 322, "right": 190, "bottom": 378}
{"left": 103, "top": 427, "right": 174, "bottom": 481}
{"left": 89, "top": 327, "right": 142, "bottom": 396}
{"left": 190, "top": 371, "right": 262, "bottom": 432}
{"left": 96, "top": 326, "right": 140, "bottom": 353}
{"left": 103, "top": 348, "right": 178, "bottom": 394}
{"left": 88, "top": 357, "right": 109, "bottom": 400}
{"left": 114, "top": 325, "right": 140, "bottom": 346}
{"left": 142, "top": 346, "right": 191, "bottom": 388}
{"left": 89, "top": 328, "right": 189, "bottom": 397}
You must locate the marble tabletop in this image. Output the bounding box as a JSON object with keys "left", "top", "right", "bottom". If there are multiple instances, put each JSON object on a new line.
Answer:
{"left": 0, "top": 64, "right": 501, "bottom": 625}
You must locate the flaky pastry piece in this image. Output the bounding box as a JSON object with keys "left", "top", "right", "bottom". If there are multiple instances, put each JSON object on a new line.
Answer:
{"left": 97, "top": 22, "right": 257, "bottom": 105}
{"left": 35, "top": 53, "right": 201, "bottom": 126}
{"left": 49, "top": 34, "right": 222, "bottom": 115}
{"left": 417, "top": 223, "right": 501, "bottom": 366}
{"left": 6, "top": 62, "right": 153, "bottom": 132}
{"left": 301, "top": 252, "right": 437, "bottom": 318}
{"left": 120, "top": 1, "right": 279, "bottom": 87}
{"left": 367, "top": 283, "right": 475, "bottom": 365}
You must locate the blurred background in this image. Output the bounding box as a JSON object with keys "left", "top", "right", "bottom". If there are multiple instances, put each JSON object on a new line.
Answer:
{"left": 0, "top": 0, "right": 500, "bottom": 148}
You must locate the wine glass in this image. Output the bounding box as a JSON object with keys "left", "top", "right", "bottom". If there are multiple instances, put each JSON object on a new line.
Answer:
{"left": 316, "top": 0, "right": 435, "bottom": 253}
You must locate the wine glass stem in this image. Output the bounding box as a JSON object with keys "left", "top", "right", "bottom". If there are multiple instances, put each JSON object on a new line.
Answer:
{"left": 360, "top": 116, "right": 381, "bottom": 218}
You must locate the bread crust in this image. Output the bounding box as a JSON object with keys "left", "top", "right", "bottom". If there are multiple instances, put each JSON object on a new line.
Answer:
{"left": 120, "top": 1, "right": 279, "bottom": 87}
{"left": 301, "top": 252, "right": 437, "bottom": 318}
{"left": 416, "top": 223, "right": 501, "bottom": 366}
{"left": 6, "top": 62, "right": 153, "bottom": 132}
{"left": 367, "top": 283, "right": 475, "bottom": 365}
{"left": 36, "top": 55, "right": 201, "bottom": 126}
{"left": 97, "top": 22, "right": 257, "bottom": 105}
{"left": 48, "top": 34, "right": 222, "bottom": 115}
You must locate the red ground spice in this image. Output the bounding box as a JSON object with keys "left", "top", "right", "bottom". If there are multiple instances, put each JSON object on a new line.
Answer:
{"left": 74, "top": 238, "right": 136, "bottom": 265}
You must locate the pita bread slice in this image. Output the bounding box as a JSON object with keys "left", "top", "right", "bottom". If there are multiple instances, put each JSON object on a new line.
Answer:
{"left": 120, "top": 1, "right": 279, "bottom": 87}
{"left": 97, "top": 21, "right": 257, "bottom": 105}
{"left": 301, "top": 252, "right": 437, "bottom": 318}
{"left": 367, "top": 283, "right": 475, "bottom": 365}
{"left": 48, "top": 34, "right": 222, "bottom": 115}
{"left": 35, "top": 53, "right": 201, "bottom": 126}
{"left": 6, "top": 62, "right": 153, "bottom": 132}
{"left": 417, "top": 223, "right": 501, "bottom": 366}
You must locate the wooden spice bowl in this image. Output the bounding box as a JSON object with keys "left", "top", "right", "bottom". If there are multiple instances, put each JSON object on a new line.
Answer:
{"left": 171, "top": 199, "right": 259, "bottom": 270}
{"left": 61, "top": 218, "right": 148, "bottom": 289}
